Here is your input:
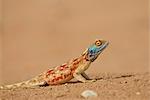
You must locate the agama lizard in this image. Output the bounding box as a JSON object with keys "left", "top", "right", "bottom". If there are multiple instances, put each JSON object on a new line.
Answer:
{"left": 0, "top": 39, "right": 109, "bottom": 90}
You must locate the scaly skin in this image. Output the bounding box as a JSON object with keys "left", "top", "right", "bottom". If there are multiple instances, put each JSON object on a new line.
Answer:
{"left": 0, "top": 39, "right": 109, "bottom": 90}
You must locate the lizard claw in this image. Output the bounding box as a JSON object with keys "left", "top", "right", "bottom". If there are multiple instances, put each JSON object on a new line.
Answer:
{"left": 85, "top": 79, "right": 96, "bottom": 83}
{"left": 90, "top": 79, "right": 96, "bottom": 82}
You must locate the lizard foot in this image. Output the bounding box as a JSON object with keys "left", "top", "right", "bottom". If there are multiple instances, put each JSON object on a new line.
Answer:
{"left": 84, "top": 79, "right": 96, "bottom": 83}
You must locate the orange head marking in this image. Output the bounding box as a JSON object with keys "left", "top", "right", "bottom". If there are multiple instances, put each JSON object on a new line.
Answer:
{"left": 95, "top": 40, "right": 102, "bottom": 46}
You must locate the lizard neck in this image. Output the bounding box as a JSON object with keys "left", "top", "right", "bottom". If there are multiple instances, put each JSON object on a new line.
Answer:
{"left": 68, "top": 52, "right": 91, "bottom": 72}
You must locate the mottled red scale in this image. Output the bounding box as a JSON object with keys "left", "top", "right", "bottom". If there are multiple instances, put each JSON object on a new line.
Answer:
{"left": 64, "top": 72, "right": 71, "bottom": 79}
{"left": 71, "top": 58, "right": 81, "bottom": 71}
{"left": 46, "top": 69, "right": 55, "bottom": 78}
{"left": 47, "top": 69, "right": 55, "bottom": 74}
{"left": 55, "top": 76, "right": 63, "bottom": 81}
{"left": 49, "top": 75, "right": 63, "bottom": 83}
{"left": 74, "top": 58, "right": 81, "bottom": 65}
{"left": 73, "top": 58, "right": 78, "bottom": 62}
{"left": 50, "top": 79, "right": 54, "bottom": 82}
{"left": 49, "top": 71, "right": 72, "bottom": 84}
{"left": 50, "top": 75, "right": 56, "bottom": 82}
{"left": 58, "top": 63, "right": 68, "bottom": 71}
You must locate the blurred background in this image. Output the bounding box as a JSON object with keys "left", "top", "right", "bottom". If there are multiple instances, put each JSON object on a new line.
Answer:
{"left": 0, "top": 0, "right": 149, "bottom": 84}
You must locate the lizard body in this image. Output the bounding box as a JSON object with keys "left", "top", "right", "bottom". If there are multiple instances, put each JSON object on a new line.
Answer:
{"left": 0, "top": 39, "right": 109, "bottom": 90}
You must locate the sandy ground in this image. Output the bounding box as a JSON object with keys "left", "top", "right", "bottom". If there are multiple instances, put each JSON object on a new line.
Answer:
{"left": 0, "top": 72, "right": 149, "bottom": 100}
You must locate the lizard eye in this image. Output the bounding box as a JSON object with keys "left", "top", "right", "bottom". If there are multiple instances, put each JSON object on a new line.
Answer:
{"left": 95, "top": 40, "right": 102, "bottom": 46}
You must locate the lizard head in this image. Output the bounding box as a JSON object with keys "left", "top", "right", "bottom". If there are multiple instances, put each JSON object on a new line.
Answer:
{"left": 85, "top": 39, "right": 109, "bottom": 62}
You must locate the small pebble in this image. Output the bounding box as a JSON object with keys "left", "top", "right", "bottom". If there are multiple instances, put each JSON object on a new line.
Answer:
{"left": 81, "top": 90, "right": 98, "bottom": 98}
{"left": 136, "top": 92, "right": 141, "bottom": 95}
{"left": 64, "top": 83, "right": 68, "bottom": 86}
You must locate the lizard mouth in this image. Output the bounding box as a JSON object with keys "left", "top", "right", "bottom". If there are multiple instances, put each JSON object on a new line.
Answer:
{"left": 98, "top": 41, "right": 109, "bottom": 52}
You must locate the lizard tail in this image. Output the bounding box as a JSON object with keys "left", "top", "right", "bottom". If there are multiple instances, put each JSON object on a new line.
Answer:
{"left": 0, "top": 81, "right": 33, "bottom": 90}
{"left": 0, "top": 75, "right": 47, "bottom": 90}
